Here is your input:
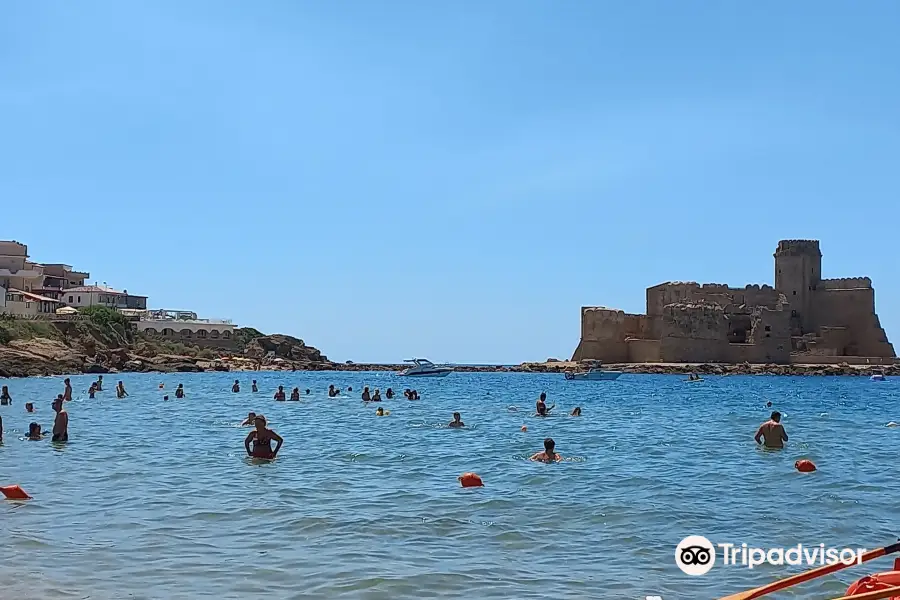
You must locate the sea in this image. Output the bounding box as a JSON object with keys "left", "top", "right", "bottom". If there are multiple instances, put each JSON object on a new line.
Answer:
{"left": 1, "top": 371, "right": 898, "bottom": 600}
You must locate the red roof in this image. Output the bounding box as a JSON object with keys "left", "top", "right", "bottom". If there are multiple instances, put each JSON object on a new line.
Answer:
{"left": 63, "top": 285, "right": 147, "bottom": 298}
{"left": 8, "top": 289, "right": 62, "bottom": 303}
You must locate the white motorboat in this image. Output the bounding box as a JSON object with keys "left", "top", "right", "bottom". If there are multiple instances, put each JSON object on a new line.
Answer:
{"left": 399, "top": 358, "right": 453, "bottom": 377}
{"left": 564, "top": 364, "right": 622, "bottom": 381}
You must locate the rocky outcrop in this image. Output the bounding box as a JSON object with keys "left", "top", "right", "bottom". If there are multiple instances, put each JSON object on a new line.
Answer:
{"left": 243, "top": 334, "right": 328, "bottom": 364}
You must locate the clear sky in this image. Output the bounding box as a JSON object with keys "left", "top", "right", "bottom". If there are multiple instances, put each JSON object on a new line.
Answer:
{"left": 2, "top": 1, "right": 898, "bottom": 364}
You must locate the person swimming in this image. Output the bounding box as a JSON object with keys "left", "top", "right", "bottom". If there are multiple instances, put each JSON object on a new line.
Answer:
{"left": 361, "top": 387, "right": 371, "bottom": 402}
{"left": 274, "top": 386, "right": 286, "bottom": 401}
{"left": 232, "top": 380, "right": 241, "bottom": 393}
{"left": 1, "top": 385, "right": 11, "bottom": 405}
{"left": 116, "top": 381, "right": 128, "bottom": 398}
{"left": 88, "top": 383, "right": 96, "bottom": 399}
{"left": 175, "top": 384, "right": 185, "bottom": 399}
{"left": 530, "top": 437, "right": 562, "bottom": 463}
{"left": 448, "top": 412, "right": 465, "bottom": 428}
{"left": 25, "top": 402, "right": 34, "bottom": 413}
{"left": 244, "top": 415, "right": 283, "bottom": 459}
{"left": 766, "top": 401, "right": 773, "bottom": 408}
{"left": 63, "top": 378, "right": 72, "bottom": 401}
{"left": 251, "top": 380, "right": 258, "bottom": 393}
{"left": 570, "top": 407, "right": 582, "bottom": 417}
{"left": 328, "top": 384, "right": 339, "bottom": 398}
{"left": 290, "top": 388, "right": 300, "bottom": 401}
{"left": 28, "top": 422, "right": 44, "bottom": 441}
{"left": 372, "top": 389, "right": 382, "bottom": 402}
{"left": 347, "top": 386, "right": 352, "bottom": 392}
{"left": 305, "top": 389, "right": 310, "bottom": 395}
{"left": 375, "top": 406, "right": 387, "bottom": 416}
{"left": 386, "top": 388, "right": 394, "bottom": 399}
{"left": 241, "top": 412, "right": 257, "bottom": 426}
{"left": 755, "top": 411, "right": 788, "bottom": 449}
{"left": 51, "top": 397, "right": 68, "bottom": 442}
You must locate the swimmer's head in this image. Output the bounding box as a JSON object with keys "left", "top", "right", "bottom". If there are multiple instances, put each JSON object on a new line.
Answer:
{"left": 453, "top": 412, "right": 461, "bottom": 422}
{"left": 163, "top": 395, "right": 169, "bottom": 401}
{"left": 766, "top": 401, "right": 773, "bottom": 407}
{"left": 364, "top": 386, "right": 369, "bottom": 392}
{"left": 25, "top": 402, "right": 34, "bottom": 412}
{"left": 544, "top": 437, "right": 555, "bottom": 452}
{"left": 64, "top": 378, "right": 70, "bottom": 384}
{"left": 376, "top": 407, "right": 384, "bottom": 416}
{"left": 347, "top": 386, "right": 352, "bottom": 391}
{"left": 254, "top": 415, "right": 267, "bottom": 428}
{"left": 178, "top": 384, "right": 183, "bottom": 389}
{"left": 234, "top": 379, "right": 239, "bottom": 384}
{"left": 572, "top": 407, "right": 581, "bottom": 416}
{"left": 52, "top": 398, "right": 62, "bottom": 412}
{"left": 771, "top": 411, "right": 781, "bottom": 422}
{"left": 278, "top": 385, "right": 284, "bottom": 391}
{"left": 306, "top": 389, "right": 310, "bottom": 394}
{"left": 539, "top": 392, "right": 547, "bottom": 402}
{"left": 29, "top": 422, "right": 41, "bottom": 436}
{"left": 247, "top": 412, "right": 256, "bottom": 420}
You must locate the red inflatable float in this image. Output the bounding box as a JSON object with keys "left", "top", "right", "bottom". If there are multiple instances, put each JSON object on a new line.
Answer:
{"left": 845, "top": 559, "right": 900, "bottom": 599}
{"left": 458, "top": 472, "right": 484, "bottom": 488}
{"left": 795, "top": 459, "right": 817, "bottom": 473}
{"left": 1, "top": 485, "right": 32, "bottom": 500}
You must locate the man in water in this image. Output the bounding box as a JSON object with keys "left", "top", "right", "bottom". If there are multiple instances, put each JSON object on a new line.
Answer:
{"left": 1, "top": 385, "right": 11, "bottom": 405}
{"left": 96, "top": 375, "right": 103, "bottom": 391}
{"left": 536, "top": 392, "right": 549, "bottom": 416}
{"left": 88, "top": 383, "right": 96, "bottom": 399}
{"left": 755, "top": 411, "right": 788, "bottom": 449}
{"left": 530, "top": 437, "right": 562, "bottom": 463}
{"left": 251, "top": 380, "right": 258, "bottom": 393}
{"left": 361, "top": 387, "right": 371, "bottom": 402}
{"left": 175, "top": 384, "right": 185, "bottom": 399}
{"left": 448, "top": 412, "right": 465, "bottom": 428}
{"left": 241, "top": 412, "right": 257, "bottom": 426}
{"left": 244, "top": 415, "right": 283, "bottom": 459}
{"left": 51, "top": 397, "right": 68, "bottom": 442}
{"left": 116, "top": 381, "right": 128, "bottom": 398}
{"left": 274, "top": 386, "right": 286, "bottom": 401}
{"left": 63, "top": 378, "right": 72, "bottom": 401}
{"left": 232, "top": 380, "right": 241, "bottom": 393}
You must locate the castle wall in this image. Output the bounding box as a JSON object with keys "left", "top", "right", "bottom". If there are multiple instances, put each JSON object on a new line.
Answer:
{"left": 626, "top": 339, "right": 661, "bottom": 362}
{"left": 572, "top": 307, "right": 629, "bottom": 362}
{"left": 811, "top": 288, "right": 895, "bottom": 357}
{"left": 658, "top": 304, "right": 731, "bottom": 362}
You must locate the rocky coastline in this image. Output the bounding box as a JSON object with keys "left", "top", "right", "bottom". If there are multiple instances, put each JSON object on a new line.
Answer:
{"left": 0, "top": 314, "right": 895, "bottom": 378}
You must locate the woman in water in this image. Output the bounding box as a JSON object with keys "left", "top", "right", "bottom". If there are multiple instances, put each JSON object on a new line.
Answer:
{"left": 88, "top": 383, "right": 96, "bottom": 399}
{"left": 28, "top": 422, "right": 44, "bottom": 441}
{"left": 448, "top": 412, "right": 465, "bottom": 428}
{"left": 361, "top": 387, "right": 371, "bottom": 402}
{"left": 274, "top": 386, "right": 286, "bottom": 401}
{"left": 175, "top": 384, "right": 185, "bottom": 399}
{"left": 371, "top": 389, "right": 382, "bottom": 402}
{"left": 386, "top": 388, "right": 394, "bottom": 399}
{"left": 244, "top": 415, "right": 283, "bottom": 459}
{"left": 1, "top": 385, "right": 11, "bottom": 405}
{"left": 570, "top": 407, "right": 582, "bottom": 417}
{"left": 290, "top": 388, "right": 300, "bottom": 401}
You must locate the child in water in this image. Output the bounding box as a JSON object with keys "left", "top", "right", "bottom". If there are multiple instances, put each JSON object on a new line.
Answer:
{"left": 28, "top": 423, "right": 44, "bottom": 440}
{"left": 375, "top": 407, "right": 390, "bottom": 416}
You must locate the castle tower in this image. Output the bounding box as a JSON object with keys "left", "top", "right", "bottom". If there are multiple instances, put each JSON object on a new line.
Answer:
{"left": 774, "top": 239, "right": 821, "bottom": 333}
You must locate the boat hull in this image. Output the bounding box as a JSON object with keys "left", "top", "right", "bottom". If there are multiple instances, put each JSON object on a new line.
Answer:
{"left": 400, "top": 370, "right": 452, "bottom": 378}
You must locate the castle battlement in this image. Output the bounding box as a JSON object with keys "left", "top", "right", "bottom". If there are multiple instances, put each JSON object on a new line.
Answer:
{"left": 775, "top": 239, "right": 822, "bottom": 257}
{"left": 820, "top": 277, "right": 872, "bottom": 290}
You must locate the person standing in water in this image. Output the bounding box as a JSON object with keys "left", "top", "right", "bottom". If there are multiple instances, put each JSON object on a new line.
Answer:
{"left": 535, "top": 392, "right": 552, "bottom": 416}
{"left": 175, "top": 384, "right": 185, "bottom": 399}
{"left": 755, "top": 411, "right": 788, "bottom": 449}
{"left": 361, "top": 387, "right": 371, "bottom": 402}
{"left": 274, "top": 386, "right": 286, "bottom": 401}
{"left": 95, "top": 375, "right": 104, "bottom": 392}
{"left": 244, "top": 415, "right": 283, "bottom": 459}
{"left": 63, "top": 378, "right": 72, "bottom": 402}
{"left": 386, "top": 388, "right": 394, "bottom": 399}
{"left": 251, "top": 380, "right": 258, "bottom": 393}
{"left": 51, "top": 397, "right": 68, "bottom": 442}
{"left": 371, "top": 389, "right": 382, "bottom": 402}
{"left": 88, "top": 383, "right": 96, "bottom": 399}
{"left": 1, "top": 385, "right": 11, "bottom": 405}
{"left": 289, "top": 388, "right": 300, "bottom": 401}
{"left": 530, "top": 438, "right": 562, "bottom": 463}
{"left": 232, "top": 380, "right": 241, "bottom": 393}
{"left": 116, "top": 381, "right": 128, "bottom": 398}
{"left": 448, "top": 412, "right": 465, "bottom": 428}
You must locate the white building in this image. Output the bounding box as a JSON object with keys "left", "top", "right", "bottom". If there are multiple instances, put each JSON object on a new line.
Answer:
{"left": 130, "top": 309, "right": 237, "bottom": 348}
{"left": 0, "top": 241, "right": 44, "bottom": 293}
{"left": 61, "top": 285, "right": 148, "bottom": 310}
{"left": 3, "top": 288, "right": 62, "bottom": 316}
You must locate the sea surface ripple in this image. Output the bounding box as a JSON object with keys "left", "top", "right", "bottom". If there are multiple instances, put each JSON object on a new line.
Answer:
{"left": 1, "top": 372, "right": 898, "bottom": 599}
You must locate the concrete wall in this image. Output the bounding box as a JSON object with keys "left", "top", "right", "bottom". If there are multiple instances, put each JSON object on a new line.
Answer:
{"left": 142, "top": 323, "right": 237, "bottom": 350}
{"left": 626, "top": 338, "right": 661, "bottom": 362}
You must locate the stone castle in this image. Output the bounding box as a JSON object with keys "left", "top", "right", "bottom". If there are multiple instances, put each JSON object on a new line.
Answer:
{"left": 572, "top": 240, "right": 895, "bottom": 364}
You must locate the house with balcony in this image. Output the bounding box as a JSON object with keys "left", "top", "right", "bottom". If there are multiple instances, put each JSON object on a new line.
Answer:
{"left": 0, "top": 241, "right": 44, "bottom": 293}
{"left": 131, "top": 309, "right": 237, "bottom": 349}
{"left": 61, "top": 285, "right": 148, "bottom": 310}
{"left": 4, "top": 288, "right": 62, "bottom": 316}
{"left": 33, "top": 263, "right": 91, "bottom": 300}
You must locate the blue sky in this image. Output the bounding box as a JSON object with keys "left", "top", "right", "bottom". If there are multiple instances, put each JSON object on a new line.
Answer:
{"left": 2, "top": 1, "right": 898, "bottom": 364}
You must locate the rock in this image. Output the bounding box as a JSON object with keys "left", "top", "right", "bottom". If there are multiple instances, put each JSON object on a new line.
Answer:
{"left": 84, "top": 363, "right": 110, "bottom": 374}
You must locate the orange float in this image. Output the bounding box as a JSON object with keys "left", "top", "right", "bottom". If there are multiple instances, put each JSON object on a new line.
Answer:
{"left": 1, "top": 485, "right": 32, "bottom": 500}
{"left": 458, "top": 472, "right": 484, "bottom": 488}
{"left": 846, "top": 560, "right": 900, "bottom": 599}
{"left": 795, "top": 459, "right": 817, "bottom": 473}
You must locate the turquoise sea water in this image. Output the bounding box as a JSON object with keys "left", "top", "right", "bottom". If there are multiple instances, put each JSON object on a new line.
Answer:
{"left": 1, "top": 372, "right": 898, "bottom": 600}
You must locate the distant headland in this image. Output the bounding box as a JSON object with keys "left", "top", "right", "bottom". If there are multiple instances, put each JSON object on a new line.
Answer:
{"left": 1, "top": 238, "right": 897, "bottom": 378}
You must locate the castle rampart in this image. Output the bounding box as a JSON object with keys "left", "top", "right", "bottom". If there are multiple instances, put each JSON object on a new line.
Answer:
{"left": 572, "top": 240, "right": 894, "bottom": 364}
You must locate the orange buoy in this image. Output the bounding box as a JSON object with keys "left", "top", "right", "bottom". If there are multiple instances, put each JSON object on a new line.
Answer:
{"left": 846, "top": 571, "right": 900, "bottom": 598}
{"left": 458, "top": 472, "right": 484, "bottom": 488}
{"left": 521, "top": 425, "right": 527, "bottom": 432}
{"left": 795, "top": 459, "right": 817, "bottom": 473}
{"left": 1, "top": 485, "right": 32, "bottom": 500}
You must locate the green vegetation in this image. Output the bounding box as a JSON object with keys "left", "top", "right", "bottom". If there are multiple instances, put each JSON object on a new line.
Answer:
{"left": 0, "top": 314, "right": 61, "bottom": 345}
{"left": 233, "top": 327, "right": 265, "bottom": 351}
{"left": 134, "top": 335, "right": 219, "bottom": 359}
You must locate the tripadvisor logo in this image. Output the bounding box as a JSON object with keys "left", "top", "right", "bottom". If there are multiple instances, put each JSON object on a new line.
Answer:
{"left": 675, "top": 536, "right": 866, "bottom": 576}
{"left": 675, "top": 536, "right": 716, "bottom": 576}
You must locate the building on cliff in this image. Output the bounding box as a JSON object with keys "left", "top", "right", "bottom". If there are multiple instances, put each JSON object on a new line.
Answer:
{"left": 572, "top": 240, "right": 895, "bottom": 364}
